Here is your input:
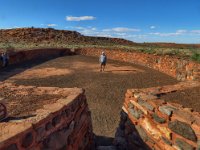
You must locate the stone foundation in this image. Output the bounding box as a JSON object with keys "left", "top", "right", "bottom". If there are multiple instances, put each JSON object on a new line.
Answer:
{"left": 0, "top": 48, "right": 74, "bottom": 68}
{"left": 75, "top": 48, "right": 200, "bottom": 81}
{"left": 0, "top": 84, "right": 94, "bottom": 150}
{"left": 115, "top": 81, "right": 200, "bottom": 150}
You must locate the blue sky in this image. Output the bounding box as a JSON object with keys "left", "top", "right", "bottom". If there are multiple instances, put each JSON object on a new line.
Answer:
{"left": 0, "top": 0, "right": 200, "bottom": 43}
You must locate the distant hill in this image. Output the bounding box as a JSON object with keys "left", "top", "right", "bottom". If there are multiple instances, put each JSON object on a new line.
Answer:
{"left": 0, "top": 27, "right": 136, "bottom": 47}
{"left": 0, "top": 28, "right": 199, "bottom": 62}
{"left": 0, "top": 27, "right": 200, "bottom": 49}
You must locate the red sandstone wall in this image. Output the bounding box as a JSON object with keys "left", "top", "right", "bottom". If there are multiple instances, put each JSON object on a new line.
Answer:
{"left": 75, "top": 48, "right": 200, "bottom": 81}
{"left": 114, "top": 82, "right": 200, "bottom": 150}
{"left": 0, "top": 85, "right": 93, "bottom": 150}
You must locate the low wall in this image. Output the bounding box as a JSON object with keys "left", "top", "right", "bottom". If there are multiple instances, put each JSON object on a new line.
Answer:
{"left": 0, "top": 48, "right": 74, "bottom": 67}
{"left": 75, "top": 48, "right": 200, "bottom": 81}
{"left": 0, "top": 84, "right": 94, "bottom": 150}
{"left": 115, "top": 81, "right": 200, "bottom": 150}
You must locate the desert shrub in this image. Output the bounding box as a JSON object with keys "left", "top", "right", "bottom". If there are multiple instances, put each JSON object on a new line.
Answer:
{"left": 191, "top": 52, "right": 200, "bottom": 62}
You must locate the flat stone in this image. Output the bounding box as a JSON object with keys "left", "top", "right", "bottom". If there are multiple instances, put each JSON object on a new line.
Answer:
{"left": 135, "top": 125, "right": 148, "bottom": 142}
{"left": 173, "top": 110, "right": 195, "bottom": 124}
{"left": 161, "top": 137, "right": 172, "bottom": 146}
{"left": 128, "top": 108, "right": 143, "bottom": 119}
{"left": 130, "top": 100, "right": 148, "bottom": 115}
{"left": 138, "top": 99, "right": 154, "bottom": 111}
{"left": 168, "top": 120, "right": 197, "bottom": 142}
{"left": 159, "top": 105, "right": 176, "bottom": 116}
{"left": 128, "top": 102, "right": 134, "bottom": 108}
{"left": 175, "top": 138, "right": 194, "bottom": 150}
{"left": 152, "top": 113, "right": 166, "bottom": 123}
{"left": 197, "top": 140, "right": 200, "bottom": 150}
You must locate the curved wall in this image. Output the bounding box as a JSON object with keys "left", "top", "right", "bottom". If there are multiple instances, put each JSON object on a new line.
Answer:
{"left": 75, "top": 48, "right": 200, "bottom": 81}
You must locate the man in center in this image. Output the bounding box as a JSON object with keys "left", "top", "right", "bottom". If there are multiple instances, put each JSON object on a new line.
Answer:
{"left": 99, "top": 51, "right": 107, "bottom": 72}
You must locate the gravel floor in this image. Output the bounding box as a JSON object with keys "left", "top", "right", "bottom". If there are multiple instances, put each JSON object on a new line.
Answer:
{"left": 0, "top": 55, "right": 181, "bottom": 138}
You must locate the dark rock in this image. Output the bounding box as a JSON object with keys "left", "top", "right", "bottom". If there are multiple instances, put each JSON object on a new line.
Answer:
{"left": 52, "top": 115, "right": 61, "bottom": 126}
{"left": 168, "top": 120, "right": 197, "bottom": 142}
{"left": 5, "top": 144, "right": 18, "bottom": 150}
{"left": 152, "top": 113, "right": 166, "bottom": 123}
{"left": 114, "top": 137, "right": 127, "bottom": 150}
{"left": 96, "top": 146, "right": 117, "bottom": 150}
{"left": 21, "top": 132, "right": 33, "bottom": 148}
{"left": 36, "top": 126, "right": 46, "bottom": 142}
{"left": 65, "top": 109, "right": 70, "bottom": 117}
{"left": 45, "top": 121, "right": 53, "bottom": 130}
{"left": 175, "top": 138, "right": 194, "bottom": 150}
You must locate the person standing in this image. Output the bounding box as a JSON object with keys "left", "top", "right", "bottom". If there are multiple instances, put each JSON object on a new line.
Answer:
{"left": 99, "top": 51, "right": 107, "bottom": 72}
{"left": 1, "top": 52, "right": 9, "bottom": 67}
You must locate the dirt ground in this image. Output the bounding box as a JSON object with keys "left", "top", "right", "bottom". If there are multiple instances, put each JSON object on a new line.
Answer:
{"left": 0, "top": 55, "right": 199, "bottom": 141}
{"left": 160, "top": 86, "right": 200, "bottom": 112}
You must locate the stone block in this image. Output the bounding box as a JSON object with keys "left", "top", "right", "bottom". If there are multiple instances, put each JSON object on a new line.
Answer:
{"left": 130, "top": 100, "right": 148, "bottom": 115}
{"left": 138, "top": 99, "right": 154, "bottom": 111}
{"left": 21, "top": 132, "right": 34, "bottom": 148}
{"left": 175, "top": 138, "right": 194, "bottom": 150}
{"left": 168, "top": 120, "right": 197, "bottom": 142}
{"left": 35, "top": 126, "right": 46, "bottom": 142}
{"left": 197, "top": 140, "right": 200, "bottom": 150}
{"left": 135, "top": 125, "right": 148, "bottom": 142}
{"left": 172, "top": 110, "right": 195, "bottom": 124}
{"left": 161, "top": 137, "right": 172, "bottom": 146}
{"left": 159, "top": 105, "right": 176, "bottom": 116}
{"left": 128, "top": 108, "right": 143, "bottom": 120}
{"left": 152, "top": 113, "right": 166, "bottom": 123}
{"left": 4, "top": 144, "right": 18, "bottom": 150}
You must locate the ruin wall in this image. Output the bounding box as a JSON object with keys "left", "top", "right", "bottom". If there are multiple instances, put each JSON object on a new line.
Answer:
{"left": 75, "top": 48, "right": 200, "bottom": 81}
{"left": 0, "top": 85, "right": 93, "bottom": 150}
{"left": 114, "top": 81, "right": 200, "bottom": 150}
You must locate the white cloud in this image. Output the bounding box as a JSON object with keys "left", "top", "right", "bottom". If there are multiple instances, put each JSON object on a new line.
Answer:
{"left": 149, "top": 29, "right": 188, "bottom": 37}
{"left": 176, "top": 29, "right": 187, "bottom": 33}
{"left": 66, "top": 16, "right": 96, "bottom": 21}
{"left": 150, "top": 26, "right": 156, "bottom": 29}
{"left": 191, "top": 30, "right": 200, "bottom": 34}
{"left": 47, "top": 24, "right": 57, "bottom": 27}
{"left": 96, "top": 34, "right": 113, "bottom": 37}
{"left": 103, "top": 27, "right": 140, "bottom": 32}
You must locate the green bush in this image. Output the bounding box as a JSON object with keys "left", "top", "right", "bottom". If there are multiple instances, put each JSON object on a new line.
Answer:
{"left": 191, "top": 53, "right": 200, "bottom": 62}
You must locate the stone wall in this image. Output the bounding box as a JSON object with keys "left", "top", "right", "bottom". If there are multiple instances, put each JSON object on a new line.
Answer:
{"left": 0, "top": 84, "right": 93, "bottom": 150}
{"left": 0, "top": 48, "right": 74, "bottom": 67}
{"left": 75, "top": 48, "right": 200, "bottom": 81}
{"left": 115, "top": 81, "right": 200, "bottom": 150}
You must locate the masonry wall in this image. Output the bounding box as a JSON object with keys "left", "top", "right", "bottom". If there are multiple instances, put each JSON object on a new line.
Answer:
{"left": 0, "top": 86, "right": 93, "bottom": 150}
{"left": 114, "top": 82, "right": 200, "bottom": 150}
{"left": 0, "top": 48, "right": 74, "bottom": 67}
{"left": 75, "top": 48, "right": 200, "bottom": 81}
